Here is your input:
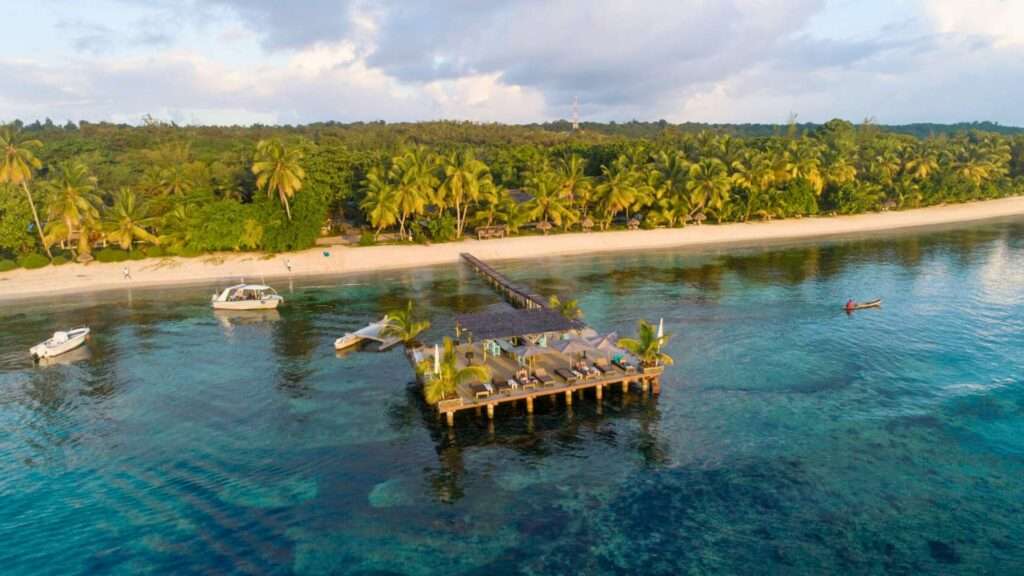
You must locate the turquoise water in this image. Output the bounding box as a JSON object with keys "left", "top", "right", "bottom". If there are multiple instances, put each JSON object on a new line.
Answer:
{"left": 2, "top": 220, "right": 1023, "bottom": 575}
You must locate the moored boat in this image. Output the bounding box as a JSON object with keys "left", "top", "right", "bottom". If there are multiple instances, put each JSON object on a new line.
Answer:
{"left": 334, "top": 318, "right": 400, "bottom": 352}
{"left": 211, "top": 284, "right": 283, "bottom": 311}
{"left": 30, "top": 327, "right": 90, "bottom": 362}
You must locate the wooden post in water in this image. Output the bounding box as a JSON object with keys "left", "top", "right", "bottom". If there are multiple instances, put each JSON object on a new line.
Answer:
{"left": 622, "top": 380, "right": 629, "bottom": 394}
{"left": 596, "top": 384, "right": 603, "bottom": 401}
{"left": 565, "top": 390, "right": 573, "bottom": 405}
{"left": 446, "top": 412, "right": 454, "bottom": 427}
{"left": 487, "top": 404, "right": 495, "bottom": 419}
{"left": 652, "top": 377, "right": 661, "bottom": 395}
{"left": 526, "top": 397, "right": 534, "bottom": 413}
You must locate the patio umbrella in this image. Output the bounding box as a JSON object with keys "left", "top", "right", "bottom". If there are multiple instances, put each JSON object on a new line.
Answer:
{"left": 513, "top": 344, "right": 551, "bottom": 371}
{"left": 434, "top": 343, "right": 440, "bottom": 375}
{"left": 553, "top": 337, "right": 592, "bottom": 357}
{"left": 590, "top": 332, "right": 621, "bottom": 356}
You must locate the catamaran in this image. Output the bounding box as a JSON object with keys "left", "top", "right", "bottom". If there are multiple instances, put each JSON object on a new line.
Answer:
{"left": 211, "top": 284, "right": 284, "bottom": 311}
{"left": 30, "top": 327, "right": 90, "bottom": 362}
{"left": 334, "top": 318, "right": 401, "bottom": 352}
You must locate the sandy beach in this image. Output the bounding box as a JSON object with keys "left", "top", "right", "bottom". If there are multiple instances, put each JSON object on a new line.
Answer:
{"left": 2, "top": 196, "right": 1023, "bottom": 302}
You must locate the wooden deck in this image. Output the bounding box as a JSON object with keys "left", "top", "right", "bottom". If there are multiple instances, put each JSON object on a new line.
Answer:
{"left": 416, "top": 253, "right": 667, "bottom": 426}
{"left": 431, "top": 342, "right": 664, "bottom": 426}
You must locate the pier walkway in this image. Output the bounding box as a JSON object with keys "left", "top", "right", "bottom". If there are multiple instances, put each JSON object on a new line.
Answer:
{"left": 460, "top": 253, "right": 547, "bottom": 309}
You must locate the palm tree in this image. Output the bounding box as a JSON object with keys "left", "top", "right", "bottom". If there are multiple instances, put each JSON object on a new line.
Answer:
{"left": 360, "top": 165, "right": 399, "bottom": 239}
{"left": 594, "top": 156, "right": 638, "bottom": 229}
{"left": 103, "top": 188, "right": 159, "bottom": 250}
{"left": 0, "top": 127, "right": 52, "bottom": 259}
{"left": 252, "top": 138, "right": 305, "bottom": 220}
{"left": 381, "top": 300, "right": 431, "bottom": 348}
{"left": 555, "top": 153, "right": 592, "bottom": 216}
{"left": 438, "top": 149, "right": 493, "bottom": 238}
{"left": 548, "top": 295, "right": 583, "bottom": 320}
{"left": 687, "top": 158, "right": 731, "bottom": 223}
{"left": 42, "top": 161, "right": 102, "bottom": 258}
{"left": 389, "top": 147, "right": 437, "bottom": 240}
{"left": 419, "top": 337, "right": 490, "bottom": 405}
{"left": 524, "top": 170, "right": 575, "bottom": 230}
{"left": 618, "top": 319, "right": 673, "bottom": 368}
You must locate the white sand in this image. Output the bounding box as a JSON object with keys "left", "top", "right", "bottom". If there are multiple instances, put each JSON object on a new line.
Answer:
{"left": 2, "top": 196, "right": 1023, "bottom": 302}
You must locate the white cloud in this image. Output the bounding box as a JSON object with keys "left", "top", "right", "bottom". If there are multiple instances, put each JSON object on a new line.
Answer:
{"left": 2, "top": 0, "right": 1024, "bottom": 125}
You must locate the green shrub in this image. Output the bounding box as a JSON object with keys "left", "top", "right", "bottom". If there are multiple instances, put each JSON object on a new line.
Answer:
{"left": 128, "top": 250, "right": 147, "bottom": 261}
{"left": 144, "top": 245, "right": 167, "bottom": 258}
{"left": 0, "top": 259, "right": 17, "bottom": 272}
{"left": 51, "top": 255, "right": 69, "bottom": 266}
{"left": 17, "top": 253, "right": 50, "bottom": 269}
{"left": 96, "top": 248, "right": 130, "bottom": 263}
{"left": 253, "top": 192, "right": 326, "bottom": 252}
{"left": 358, "top": 232, "right": 376, "bottom": 246}
{"left": 168, "top": 245, "right": 203, "bottom": 258}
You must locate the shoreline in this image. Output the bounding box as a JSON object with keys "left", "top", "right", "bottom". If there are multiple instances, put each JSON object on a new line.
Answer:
{"left": 2, "top": 196, "right": 1023, "bottom": 303}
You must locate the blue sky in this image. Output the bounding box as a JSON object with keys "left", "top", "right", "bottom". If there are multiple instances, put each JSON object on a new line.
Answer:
{"left": 3, "top": 0, "right": 1023, "bottom": 126}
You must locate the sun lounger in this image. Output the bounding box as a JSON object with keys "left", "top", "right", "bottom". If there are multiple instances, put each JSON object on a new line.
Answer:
{"left": 470, "top": 382, "right": 492, "bottom": 399}
{"left": 613, "top": 358, "right": 638, "bottom": 373}
{"left": 493, "top": 379, "right": 514, "bottom": 395}
{"left": 533, "top": 368, "right": 556, "bottom": 387}
{"left": 555, "top": 368, "right": 580, "bottom": 383}
{"left": 593, "top": 358, "right": 617, "bottom": 375}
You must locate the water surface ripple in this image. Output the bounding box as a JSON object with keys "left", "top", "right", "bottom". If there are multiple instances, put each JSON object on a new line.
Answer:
{"left": 1, "top": 220, "right": 1023, "bottom": 574}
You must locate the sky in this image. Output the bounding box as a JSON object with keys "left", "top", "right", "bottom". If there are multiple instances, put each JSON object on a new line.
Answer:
{"left": 2, "top": 0, "right": 1024, "bottom": 126}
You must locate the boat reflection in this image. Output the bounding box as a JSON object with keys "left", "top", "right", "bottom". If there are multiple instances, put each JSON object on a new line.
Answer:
{"left": 214, "top": 309, "right": 282, "bottom": 331}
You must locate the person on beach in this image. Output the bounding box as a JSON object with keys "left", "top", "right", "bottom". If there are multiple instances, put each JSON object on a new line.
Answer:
{"left": 123, "top": 266, "right": 131, "bottom": 281}
{"left": 285, "top": 259, "right": 293, "bottom": 273}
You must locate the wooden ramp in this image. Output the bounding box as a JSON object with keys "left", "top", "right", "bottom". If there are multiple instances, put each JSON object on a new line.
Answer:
{"left": 460, "top": 253, "right": 547, "bottom": 310}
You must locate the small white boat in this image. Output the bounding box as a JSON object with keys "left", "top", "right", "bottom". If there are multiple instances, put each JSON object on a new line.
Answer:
{"left": 334, "top": 318, "right": 401, "bottom": 352}
{"left": 211, "top": 284, "right": 283, "bottom": 311}
{"left": 31, "top": 327, "right": 90, "bottom": 362}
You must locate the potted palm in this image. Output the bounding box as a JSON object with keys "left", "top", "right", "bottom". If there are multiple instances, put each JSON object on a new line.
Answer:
{"left": 618, "top": 319, "right": 673, "bottom": 376}
{"left": 418, "top": 337, "right": 490, "bottom": 405}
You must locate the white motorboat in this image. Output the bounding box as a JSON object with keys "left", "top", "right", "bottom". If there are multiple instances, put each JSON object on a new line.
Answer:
{"left": 211, "top": 284, "right": 283, "bottom": 311}
{"left": 334, "top": 318, "right": 401, "bottom": 352}
{"left": 30, "top": 327, "right": 90, "bottom": 362}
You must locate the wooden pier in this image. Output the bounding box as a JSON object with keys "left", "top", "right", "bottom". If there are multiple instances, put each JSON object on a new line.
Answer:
{"left": 412, "top": 253, "right": 668, "bottom": 427}
{"left": 436, "top": 362, "right": 664, "bottom": 426}
{"left": 460, "top": 253, "right": 547, "bottom": 309}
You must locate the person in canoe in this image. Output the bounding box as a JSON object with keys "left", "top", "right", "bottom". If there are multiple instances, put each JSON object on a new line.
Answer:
{"left": 845, "top": 299, "right": 855, "bottom": 312}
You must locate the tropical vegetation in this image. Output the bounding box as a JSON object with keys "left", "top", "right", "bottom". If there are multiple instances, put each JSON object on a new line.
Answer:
{"left": 417, "top": 337, "right": 490, "bottom": 405}
{"left": 0, "top": 118, "right": 1022, "bottom": 269}
{"left": 619, "top": 320, "right": 673, "bottom": 368}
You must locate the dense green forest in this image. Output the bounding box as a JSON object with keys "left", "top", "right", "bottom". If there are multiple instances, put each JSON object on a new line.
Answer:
{"left": 1, "top": 118, "right": 1022, "bottom": 270}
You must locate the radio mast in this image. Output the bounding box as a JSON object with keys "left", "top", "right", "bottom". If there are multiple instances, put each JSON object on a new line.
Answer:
{"left": 571, "top": 96, "right": 580, "bottom": 131}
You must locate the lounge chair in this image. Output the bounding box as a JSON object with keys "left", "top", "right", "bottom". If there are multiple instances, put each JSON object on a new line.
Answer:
{"left": 470, "top": 382, "right": 492, "bottom": 399}
{"left": 593, "top": 357, "right": 617, "bottom": 375}
{"left": 555, "top": 368, "right": 580, "bottom": 383}
{"left": 613, "top": 358, "right": 638, "bottom": 374}
{"left": 493, "top": 379, "right": 514, "bottom": 395}
{"left": 533, "top": 368, "right": 556, "bottom": 387}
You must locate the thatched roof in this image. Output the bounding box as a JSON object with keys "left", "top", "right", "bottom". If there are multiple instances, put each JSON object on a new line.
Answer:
{"left": 456, "top": 308, "right": 583, "bottom": 340}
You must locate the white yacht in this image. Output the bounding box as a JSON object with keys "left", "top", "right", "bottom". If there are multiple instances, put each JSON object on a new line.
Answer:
{"left": 31, "top": 327, "right": 90, "bottom": 362}
{"left": 211, "top": 284, "right": 283, "bottom": 311}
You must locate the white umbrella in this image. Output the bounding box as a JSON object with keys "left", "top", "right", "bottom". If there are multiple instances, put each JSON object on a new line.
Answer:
{"left": 434, "top": 343, "right": 440, "bottom": 375}
{"left": 657, "top": 318, "right": 664, "bottom": 339}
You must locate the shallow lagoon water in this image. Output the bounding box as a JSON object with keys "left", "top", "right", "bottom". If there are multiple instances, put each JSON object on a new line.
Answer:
{"left": 1, "top": 220, "right": 1023, "bottom": 574}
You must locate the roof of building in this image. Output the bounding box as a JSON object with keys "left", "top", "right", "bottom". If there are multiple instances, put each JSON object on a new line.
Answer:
{"left": 455, "top": 307, "right": 583, "bottom": 340}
